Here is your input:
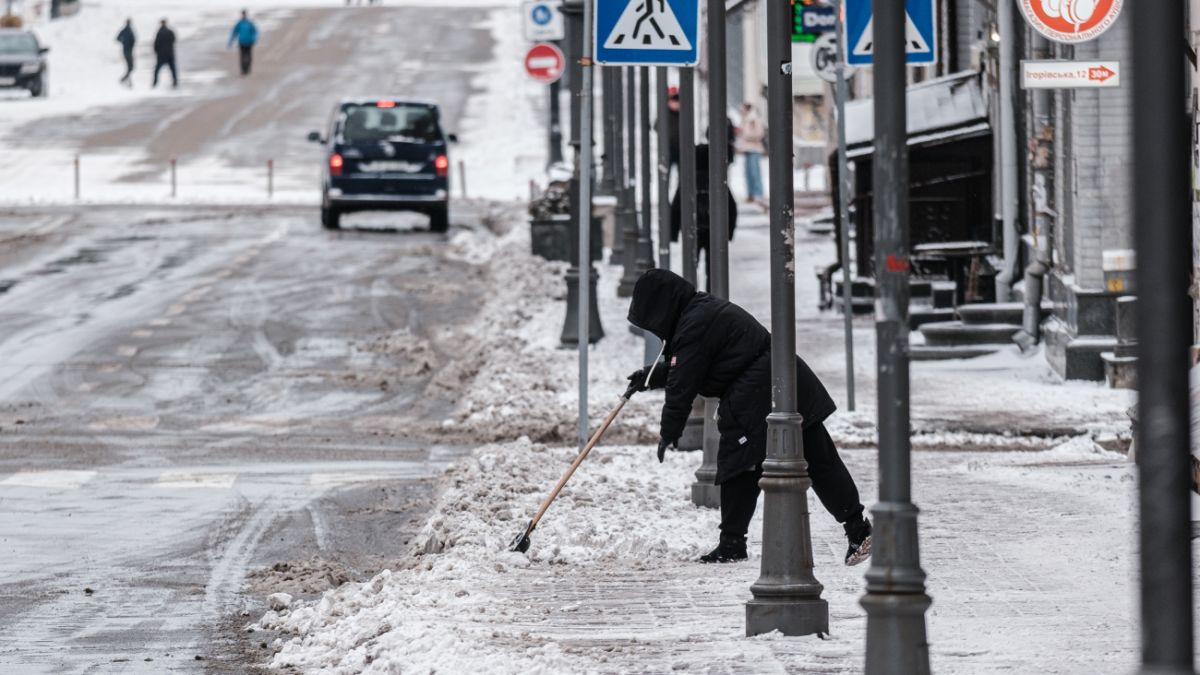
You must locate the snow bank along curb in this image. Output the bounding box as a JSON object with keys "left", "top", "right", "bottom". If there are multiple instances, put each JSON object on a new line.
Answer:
{"left": 255, "top": 438, "right": 717, "bottom": 673}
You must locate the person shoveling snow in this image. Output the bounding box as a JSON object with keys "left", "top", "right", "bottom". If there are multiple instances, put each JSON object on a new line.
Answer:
{"left": 626, "top": 269, "right": 873, "bottom": 566}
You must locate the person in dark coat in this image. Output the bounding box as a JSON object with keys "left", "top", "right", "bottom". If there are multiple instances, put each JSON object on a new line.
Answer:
{"left": 626, "top": 269, "right": 872, "bottom": 565}
{"left": 152, "top": 19, "right": 178, "bottom": 89}
{"left": 669, "top": 144, "right": 736, "bottom": 293}
{"left": 116, "top": 19, "right": 136, "bottom": 87}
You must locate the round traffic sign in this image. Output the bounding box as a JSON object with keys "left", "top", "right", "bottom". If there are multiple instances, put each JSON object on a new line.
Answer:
{"left": 810, "top": 32, "right": 854, "bottom": 85}
{"left": 525, "top": 42, "right": 565, "bottom": 85}
{"left": 1017, "top": 0, "right": 1123, "bottom": 44}
{"left": 531, "top": 4, "right": 553, "bottom": 25}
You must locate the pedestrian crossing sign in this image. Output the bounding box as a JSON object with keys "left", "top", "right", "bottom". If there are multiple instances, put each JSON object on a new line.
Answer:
{"left": 595, "top": 0, "right": 700, "bottom": 66}
{"left": 845, "top": 0, "right": 938, "bottom": 67}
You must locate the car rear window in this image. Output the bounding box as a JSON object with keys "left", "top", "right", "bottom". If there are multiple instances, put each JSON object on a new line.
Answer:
{"left": 0, "top": 34, "right": 38, "bottom": 54}
{"left": 340, "top": 104, "right": 441, "bottom": 144}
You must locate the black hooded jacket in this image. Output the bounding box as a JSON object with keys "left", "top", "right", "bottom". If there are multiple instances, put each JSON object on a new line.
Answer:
{"left": 628, "top": 269, "right": 837, "bottom": 483}
{"left": 154, "top": 26, "right": 176, "bottom": 59}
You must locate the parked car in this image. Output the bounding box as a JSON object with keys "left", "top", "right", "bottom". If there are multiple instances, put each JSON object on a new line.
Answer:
{"left": 308, "top": 98, "right": 457, "bottom": 232}
{"left": 0, "top": 29, "right": 48, "bottom": 97}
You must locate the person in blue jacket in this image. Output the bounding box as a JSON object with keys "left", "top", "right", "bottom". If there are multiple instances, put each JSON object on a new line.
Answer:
{"left": 228, "top": 10, "right": 259, "bottom": 76}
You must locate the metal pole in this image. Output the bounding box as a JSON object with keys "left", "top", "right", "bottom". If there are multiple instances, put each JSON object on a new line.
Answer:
{"left": 549, "top": 76, "right": 565, "bottom": 166}
{"left": 600, "top": 67, "right": 616, "bottom": 196}
{"left": 73, "top": 154, "right": 80, "bottom": 201}
{"left": 459, "top": 160, "right": 468, "bottom": 199}
{"left": 861, "top": 1, "right": 931, "bottom": 671}
{"left": 618, "top": 67, "right": 642, "bottom": 296}
{"left": 745, "top": 0, "right": 828, "bottom": 637}
{"left": 267, "top": 159, "right": 274, "bottom": 199}
{"left": 170, "top": 158, "right": 177, "bottom": 199}
{"left": 639, "top": 67, "right": 661, "bottom": 361}
{"left": 706, "top": 0, "right": 729, "bottom": 299}
{"left": 656, "top": 66, "right": 671, "bottom": 270}
{"left": 610, "top": 67, "right": 627, "bottom": 264}
{"left": 679, "top": 67, "right": 698, "bottom": 286}
{"left": 835, "top": 0, "right": 855, "bottom": 411}
{"left": 1132, "top": 2, "right": 1195, "bottom": 672}
{"left": 576, "top": 0, "right": 597, "bottom": 449}
{"left": 559, "top": 1, "right": 603, "bottom": 351}
{"left": 994, "top": 0, "right": 1020, "bottom": 302}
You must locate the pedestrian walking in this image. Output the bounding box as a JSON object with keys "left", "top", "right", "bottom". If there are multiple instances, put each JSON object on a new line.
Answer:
{"left": 625, "top": 268, "right": 873, "bottom": 566}
{"left": 735, "top": 102, "right": 767, "bottom": 206}
{"left": 116, "top": 19, "right": 135, "bottom": 87}
{"left": 228, "top": 10, "right": 258, "bottom": 76}
{"left": 152, "top": 19, "right": 177, "bottom": 89}
{"left": 668, "top": 144, "right": 736, "bottom": 293}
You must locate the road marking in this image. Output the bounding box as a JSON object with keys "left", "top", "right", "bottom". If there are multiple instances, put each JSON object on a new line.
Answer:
{"left": 309, "top": 473, "right": 405, "bottom": 487}
{"left": 154, "top": 471, "right": 237, "bottom": 489}
{"left": 116, "top": 345, "right": 139, "bottom": 358}
{"left": 0, "top": 470, "right": 97, "bottom": 489}
{"left": 131, "top": 329, "right": 154, "bottom": 339}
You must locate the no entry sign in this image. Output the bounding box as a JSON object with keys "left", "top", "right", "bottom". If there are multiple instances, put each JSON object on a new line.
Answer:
{"left": 524, "top": 42, "right": 565, "bottom": 84}
{"left": 1017, "top": 0, "right": 1123, "bottom": 44}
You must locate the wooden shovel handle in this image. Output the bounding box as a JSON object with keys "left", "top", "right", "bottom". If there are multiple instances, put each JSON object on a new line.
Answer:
{"left": 527, "top": 396, "right": 628, "bottom": 531}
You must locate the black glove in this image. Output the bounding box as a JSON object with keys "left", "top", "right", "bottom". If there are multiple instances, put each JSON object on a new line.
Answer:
{"left": 626, "top": 362, "right": 668, "bottom": 394}
{"left": 657, "top": 438, "right": 674, "bottom": 463}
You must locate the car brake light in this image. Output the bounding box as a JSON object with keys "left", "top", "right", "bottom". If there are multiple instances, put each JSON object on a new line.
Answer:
{"left": 376, "top": 100, "right": 396, "bottom": 108}
{"left": 329, "top": 153, "right": 344, "bottom": 177}
{"left": 435, "top": 155, "right": 449, "bottom": 177}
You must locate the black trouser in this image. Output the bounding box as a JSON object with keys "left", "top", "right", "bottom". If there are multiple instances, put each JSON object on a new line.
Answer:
{"left": 719, "top": 421, "right": 864, "bottom": 540}
{"left": 239, "top": 44, "right": 253, "bottom": 75}
{"left": 121, "top": 48, "right": 134, "bottom": 83}
{"left": 153, "top": 56, "right": 177, "bottom": 87}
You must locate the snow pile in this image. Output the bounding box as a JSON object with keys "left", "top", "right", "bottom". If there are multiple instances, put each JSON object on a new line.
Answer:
{"left": 257, "top": 439, "right": 716, "bottom": 673}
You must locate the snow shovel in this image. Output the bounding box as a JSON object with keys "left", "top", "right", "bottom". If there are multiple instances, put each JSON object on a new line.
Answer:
{"left": 508, "top": 369, "right": 654, "bottom": 553}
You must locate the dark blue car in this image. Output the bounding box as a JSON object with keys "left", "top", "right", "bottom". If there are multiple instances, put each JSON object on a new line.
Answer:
{"left": 309, "top": 98, "right": 456, "bottom": 231}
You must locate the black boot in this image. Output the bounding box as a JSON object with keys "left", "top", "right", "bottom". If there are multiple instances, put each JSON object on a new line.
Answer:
{"left": 699, "top": 534, "right": 747, "bottom": 563}
{"left": 844, "top": 517, "right": 872, "bottom": 567}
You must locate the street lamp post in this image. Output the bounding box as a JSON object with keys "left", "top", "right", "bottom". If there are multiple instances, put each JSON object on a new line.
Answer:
{"left": 1132, "top": 2, "right": 1195, "bottom": 673}
{"left": 618, "top": 68, "right": 642, "bottom": 296}
{"left": 608, "top": 67, "right": 626, "bottom": 264}
{"left": 744, "top": 0, "right": 828, "bottom": 638}
{"left": 656, "top": 66, "right": 671, "bottom": 270}
{"left": 559, "top": 0, "right": 603, "bottom": 349}
{"left": 860, "top": 1, "right": 932, "bottom": 671}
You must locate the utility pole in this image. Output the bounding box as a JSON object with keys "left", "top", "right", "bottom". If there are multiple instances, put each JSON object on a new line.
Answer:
{"left": 745, "top": 0, "right": 828, "bottom": 637}
{"left": 995, "top": 0, "right": 1020, "bottom": 302}
{"left": 1132, "top": 2, "right": 1195, "bottom": 673}
{"left": 835, "top": 0, "right": 855, "bottom": 411}
{"left": 860, "top": 0, "right": 932, "bottom": 672}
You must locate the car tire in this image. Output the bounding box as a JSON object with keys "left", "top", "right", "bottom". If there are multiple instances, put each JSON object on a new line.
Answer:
{"left": 429, "top": 204, "right": 449, "bottom": 233}
{"left": 29, "top": 74, "right": 46, "bottom": 98}
{"left": 321, "top": 205, "right": 340, "bottom": 230}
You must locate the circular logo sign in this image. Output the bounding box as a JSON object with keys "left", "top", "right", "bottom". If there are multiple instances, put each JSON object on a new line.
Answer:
{"left": 1017, "top": 0, "right": 1123, "bottom": 44}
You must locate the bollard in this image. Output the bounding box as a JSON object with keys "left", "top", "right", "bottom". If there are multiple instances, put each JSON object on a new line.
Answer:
{"left": 267, "top": 159, "right": 274, "bottom": 199}
{"left": 458, "top": 160, "right": 468, "bottom": 199}
{"left": 73, "top": 154, "right": 80, "bottom": 201}
{"left": 170, "top": 158, "right": 177, "bottom": 199}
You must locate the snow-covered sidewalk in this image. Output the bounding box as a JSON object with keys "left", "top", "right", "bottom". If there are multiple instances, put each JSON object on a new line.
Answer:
{"left": 256, "top": 436, "right": 1150, "bottom": 673}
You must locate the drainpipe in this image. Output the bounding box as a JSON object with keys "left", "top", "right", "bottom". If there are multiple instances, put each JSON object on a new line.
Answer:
{"left": 1014, "top": 32, "right": 1055, "bottom": 352}
{"left": 994, "top": 0, "right": 1020, "bottom": 303}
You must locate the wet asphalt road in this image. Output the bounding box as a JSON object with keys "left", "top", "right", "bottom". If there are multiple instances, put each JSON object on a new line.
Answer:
{"left": 0, "top": 4, "right": 503, "bottom": 673}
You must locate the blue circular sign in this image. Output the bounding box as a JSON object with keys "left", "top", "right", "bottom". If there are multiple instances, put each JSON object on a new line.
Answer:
{"left": 531, "top": 4, "right": 552, "bottom": 25}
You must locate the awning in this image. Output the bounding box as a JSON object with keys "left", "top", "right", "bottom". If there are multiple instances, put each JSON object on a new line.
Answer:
{"left": 844, "top": 71, "right": 991, "bottom": 160}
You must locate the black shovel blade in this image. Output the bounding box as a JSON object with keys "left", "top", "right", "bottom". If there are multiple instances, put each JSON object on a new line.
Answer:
{"left": 509, "top": 521, "right": 533, "bottom": 553}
